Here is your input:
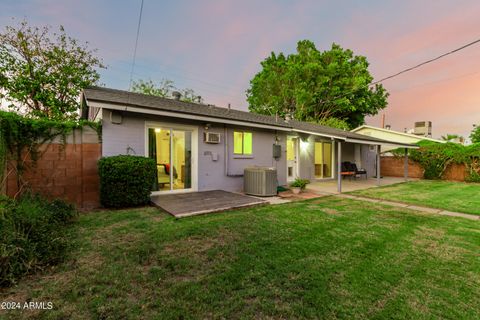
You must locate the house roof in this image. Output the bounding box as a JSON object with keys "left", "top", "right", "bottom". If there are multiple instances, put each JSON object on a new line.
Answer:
{"left": 83, "top": 86, "right": 291, "bottom": 129}
{"left": 351, "top": 125, "right": 445, "bottom": 143}
{"left": 83, "top": 86, "right": 417, "bottom": 148}
{"left": 289, "top": 120, "right": 391, "bottom": 143}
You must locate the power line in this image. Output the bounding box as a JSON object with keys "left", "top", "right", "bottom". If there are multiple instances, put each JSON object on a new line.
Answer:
{"left": 128, "top": 0, "right": 144, "bottom": 91}
{"left": 105, "top": 64, "right": 247, "bottom": 102}
{"left": 390, "top": 69, "right": 480, "bottom": 93}
{"left": 372, "top": 37, "right": 480, "bottom": 85}
{"left": 322, "top": 36, "right": 480, "bottom": 103}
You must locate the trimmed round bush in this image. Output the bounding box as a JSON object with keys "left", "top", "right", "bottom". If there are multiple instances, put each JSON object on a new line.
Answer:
{"left": 98, "top": 155, "right": 157, "bottom": 208}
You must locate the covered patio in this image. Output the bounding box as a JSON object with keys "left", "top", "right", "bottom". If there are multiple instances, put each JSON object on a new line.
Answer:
{"left": 289, "top": 121, "right": 419, "bottom": 194}
{"left": 334, "top": 140, "right": 418, "bottom": 193}
{"left": 308, "top": 176, "right": 417, "bottom": 194}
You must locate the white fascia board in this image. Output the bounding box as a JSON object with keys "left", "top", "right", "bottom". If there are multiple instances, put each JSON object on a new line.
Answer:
{"left": 292, "top": 129, "right": 346, "bottom": 140}
{"left": 345, "top": 137, "right": 419, "bottom": 148}
{"left": 351, "top": 125, "right": 445, "bottom": 143}
{"left": 87, "top": 100, "right": 292, "bottom": 132}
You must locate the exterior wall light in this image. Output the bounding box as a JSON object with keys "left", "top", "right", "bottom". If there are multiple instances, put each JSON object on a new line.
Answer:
{"left": 300, "top": 139, "right": 309, "bottom": 151}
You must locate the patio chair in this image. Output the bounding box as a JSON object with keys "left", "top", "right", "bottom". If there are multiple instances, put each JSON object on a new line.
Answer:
{"left": 341, "top": 162, "right": 356, "bottom": 179}
{"left": 348, "top": 162, "right": 367, "bottom": 179}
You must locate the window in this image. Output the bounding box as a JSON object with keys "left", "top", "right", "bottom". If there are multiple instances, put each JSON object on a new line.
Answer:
{"left": 314, "top": 141, "right": 332, "bottom": 178}
{"left": 233, "top": 131, "right": 252, "bottom": 155}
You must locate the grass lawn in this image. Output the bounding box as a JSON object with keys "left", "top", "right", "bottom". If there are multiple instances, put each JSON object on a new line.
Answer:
{"left": 1, "top": 197, "right": 480, "bottom": 319}
{"left": 350, "top": 180, "right": 480, "bottom": 215}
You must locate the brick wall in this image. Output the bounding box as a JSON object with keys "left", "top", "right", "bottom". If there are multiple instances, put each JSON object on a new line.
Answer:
{"left": 381, "top": 156, "right": 423, "bottom": 178}
{"left": 5, "top": 127, "right": 101, "bottom": 209}
{"left": 381, "top": 156, "right": 468, "bottom": 181}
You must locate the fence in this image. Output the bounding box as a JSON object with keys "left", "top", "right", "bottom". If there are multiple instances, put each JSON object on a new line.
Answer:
{"left": 381, "top": 156, "right": 468, "bottom": 182}
{"left": 4, "top": 127, "right": 101, "bottom": 209}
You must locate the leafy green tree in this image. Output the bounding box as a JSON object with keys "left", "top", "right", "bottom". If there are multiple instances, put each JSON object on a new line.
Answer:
{"left": 247, "top": 40, "right": 388, "bottom": 128}
{"left": 131, "top": 79, "right": 203, "bottom": 103}
{"left": 131, "top": 79, "right": 174, "bottom": 97}
{"left": 318, "top": 117, "right": 351, "bottom": 130}
{"left": 470, "top": 125, "right": 480, "bottom": 144}
{"left": 0, "top": 20, "right": 104, "bottom": 120}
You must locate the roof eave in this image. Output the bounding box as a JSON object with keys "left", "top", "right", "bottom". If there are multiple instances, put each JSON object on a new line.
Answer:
{"left": 86, "top": 99, "right": 292, "bottom": 132}
{"left": 291, "top": 128, "right": 346, "bottom": 140}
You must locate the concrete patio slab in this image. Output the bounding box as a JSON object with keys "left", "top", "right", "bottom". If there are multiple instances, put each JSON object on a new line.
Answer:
{"left": 151, "top": 190, "right": 266, "bottom": 218}
{"left": 308, "top": 176, "right": 416, "bottom": 194}
{"left": 278, "top": 190, "right": 330, "bottom": 201}
{"left": 252, "top": 196, "right": 291, "bottom": 205}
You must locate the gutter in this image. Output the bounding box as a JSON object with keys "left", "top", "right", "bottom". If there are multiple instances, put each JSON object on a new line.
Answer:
{"left": 86, "top": 99, "right": 291, "bottom": 132}
{"left": 291, "top": 128, "right": 346, "bottom": 141}
{"left": 345, "top": 137, "right": 419, "bottom": 148}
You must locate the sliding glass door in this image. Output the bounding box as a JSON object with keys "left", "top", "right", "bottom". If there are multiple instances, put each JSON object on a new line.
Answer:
{"left": 148, "top": 126, "right": 192, "bottom": 192}
{"left": 314, "top": 141, "right": 333, "bottom": 179}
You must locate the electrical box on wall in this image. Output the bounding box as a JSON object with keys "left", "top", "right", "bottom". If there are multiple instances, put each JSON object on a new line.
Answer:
{"left": 110, "top": 111, "right": 122, "bottom": 124}
{"left": 273, "top": 144, "right": 281, "bottom": 159}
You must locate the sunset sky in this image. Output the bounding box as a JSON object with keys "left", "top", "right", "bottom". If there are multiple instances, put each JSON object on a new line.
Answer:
{"left": 2, "top": 0, "right": 480, "bottom": 139}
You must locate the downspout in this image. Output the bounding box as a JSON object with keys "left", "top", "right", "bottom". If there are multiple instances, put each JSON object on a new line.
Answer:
{"left": 272, "top": 130, "right": 277, "bottom": 169}
{"left": 224, "top": 124, "right": 229, "bottom": 176}
{"left": 224, "top": 125, "right": 244, "bottom": 177}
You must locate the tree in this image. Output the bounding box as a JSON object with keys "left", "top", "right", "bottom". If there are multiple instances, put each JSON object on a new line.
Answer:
{"left": 470, "top": 125, "right": 480, "bottom": 144}
{"left": 131, "top": 79, "right": 203, "bottom": 103}
{"left": 0, "top": 20, "right": 104, "bottom": 120}
{"left": 441, "top": 134, "right": 463, "bottom": 143}
{"left": 246, "top": 40, "right": 388, "bottom": 128}
{"left": 318, "top": 117, "right": 351, "bottom": 130}
{"left": 131, "top": 79, "right": 174, "bottom": 98}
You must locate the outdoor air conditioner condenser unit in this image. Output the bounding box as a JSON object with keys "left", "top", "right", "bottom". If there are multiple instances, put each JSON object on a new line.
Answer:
{"left": 244, "top": 167, "right": 277, "bottom": 196}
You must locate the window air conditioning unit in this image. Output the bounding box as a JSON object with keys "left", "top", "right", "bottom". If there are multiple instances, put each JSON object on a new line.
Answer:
{"left": 204, "top": 132, "right": 221, "bottom": 144}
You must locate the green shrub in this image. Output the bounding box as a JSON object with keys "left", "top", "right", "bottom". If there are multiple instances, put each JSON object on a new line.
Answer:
{"left": 290, "top": 178, "right": 310, "bottom": 190}
{"left": 391, "top": 140, "right": 480, "bottom": 181}
{"left": 0, "top": 194, "right": 77, "bottom": 287}
{"left": 98, "top": 155, "right": 157, "bottom": 208}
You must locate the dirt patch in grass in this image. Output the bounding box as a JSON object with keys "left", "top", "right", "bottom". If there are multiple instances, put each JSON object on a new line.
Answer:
{"left": 321, "top": 208, "right": 340, "bottom": 215}
{"left": 87, "top": 220, "right": 145, "bottom": 251}
{"left": 163, "top": 228, "right": 238, "bottom": 257}
{"left": 75, "top": 251, "right": 106, "bottom": 271}
{"left": 411, "top": 227, "right": 471, "bottom": 260}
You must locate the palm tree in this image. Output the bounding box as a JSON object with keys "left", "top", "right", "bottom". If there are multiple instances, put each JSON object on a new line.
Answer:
{"left": 441, "top": 134, "right": 464, "bottom": 144}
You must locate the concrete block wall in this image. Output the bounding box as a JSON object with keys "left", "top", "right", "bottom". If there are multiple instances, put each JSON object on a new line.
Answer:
{"left": 381, "top": 156, "right": 469, "bottom": 181}
{"left": 380, "top": 156, "right": 423, "bottom": 178}
{"left": 5, "top": 127, "right": 101, "bottom": 209}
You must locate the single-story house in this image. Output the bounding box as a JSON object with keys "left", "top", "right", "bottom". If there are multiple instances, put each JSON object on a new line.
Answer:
{"left": 351, "top": 125, "right": 445, "bottom": 153}
{"left": 81, "top": 87, "right": 416, "bottom": 194}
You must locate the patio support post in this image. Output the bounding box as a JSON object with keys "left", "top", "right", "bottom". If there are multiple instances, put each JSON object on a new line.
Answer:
{"left": 376, "top": 145, "right": 381, "bottom": 186}
{"left": 404, "top": 148, "right": 408, "bottom": 181}
{"left": 337, "top": 141, "right": 342, "bottom": 193}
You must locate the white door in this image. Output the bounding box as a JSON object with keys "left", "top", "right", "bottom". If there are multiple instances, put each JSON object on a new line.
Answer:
{"left": 286, "top": 136, "right": 298, "bottom": 181}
